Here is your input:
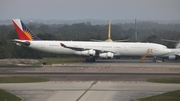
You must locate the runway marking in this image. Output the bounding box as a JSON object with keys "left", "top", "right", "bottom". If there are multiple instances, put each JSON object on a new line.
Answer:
{"left": 77, "top": 67, "right": 100, "bottom": 70}
{"left": 130, "top": 68, "right": 165, "bottom": 71}
{"left": 104, "top": 65, "right": 111, "bottom": 71}
{"left": 55, "top": 81, "right": 138, "bottom": 83}
{"left": 43, "top": 66, "right": 55, "bottom": 71}
{"left": 76, "top": 81, "right": 97, "bottom": 101}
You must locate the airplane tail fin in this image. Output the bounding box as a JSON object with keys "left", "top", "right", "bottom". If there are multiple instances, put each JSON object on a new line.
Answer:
{"left": 12, "top": 19, "right": 40, "bottom": 40}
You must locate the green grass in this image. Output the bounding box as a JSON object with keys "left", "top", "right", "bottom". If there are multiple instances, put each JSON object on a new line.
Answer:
{"left": 0, "top": 69, "right": 11, "bottom": 72}
{"left": 33, "top": 57, "right": 85, "bottom": 66}
{"left": 0, "top": 76, "right": 50, "bottom": 83}
{"left": 147, "top": 77, "right": 180, "bottom": 83}
{"left": 0, "top": 89, "right": 21, "bottom": 101}
{"left": 138, "top": 90, "right": 180, "bottom": 101}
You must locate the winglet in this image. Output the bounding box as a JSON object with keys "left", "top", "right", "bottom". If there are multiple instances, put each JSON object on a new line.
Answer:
{"left": 12, "top": 19, "right": 40, "bottom": 40}
{"left": 60, "top": 43, "right": 66, "bottom": 47}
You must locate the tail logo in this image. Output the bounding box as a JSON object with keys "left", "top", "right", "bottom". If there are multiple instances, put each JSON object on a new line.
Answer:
{"left": 12, "top": 19, "right": 40, "bottom": 40}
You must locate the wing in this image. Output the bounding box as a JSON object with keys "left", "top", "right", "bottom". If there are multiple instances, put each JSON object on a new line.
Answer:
{"left": 60, "top": 43, "right": 120, "bottom": 56}
{"left": 161, "top": 39, "right": 178, "bottom": 43}
{"left": 60, "top": 43, "right": 85, "bottom": 51}
{"left": 114, "top": 39, "right": 130, "bottom": 42}
{"left": 91, "top": 39, "right": 130, "bottom": 42}
{"left": 90, "top": 39, "right": 103, "bottom": 42}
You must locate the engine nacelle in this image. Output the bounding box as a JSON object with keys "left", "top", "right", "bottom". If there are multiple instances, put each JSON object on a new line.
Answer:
{"left": 74, "top": 49, "right": 96, "bottom": 56}
{"left": 168, "top": 55, "right": 177, "bottom": 60}
{"left": 99, "top": 52, "right": 114, "bottom": 59}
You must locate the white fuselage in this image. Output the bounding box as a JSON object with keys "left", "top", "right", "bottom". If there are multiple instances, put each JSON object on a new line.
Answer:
{"left": 23, "top": 40, "right": 170, "bottom": 57}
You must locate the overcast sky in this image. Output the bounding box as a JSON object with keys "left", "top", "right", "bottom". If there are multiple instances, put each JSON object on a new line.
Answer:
{"left": 0, "top": 0, "right": 180, "bottom": 20}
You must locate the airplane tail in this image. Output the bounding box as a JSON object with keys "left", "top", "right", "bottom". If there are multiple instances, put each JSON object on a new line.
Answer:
{"left": 12, "top": 19, "right": 40, "bottom": 40}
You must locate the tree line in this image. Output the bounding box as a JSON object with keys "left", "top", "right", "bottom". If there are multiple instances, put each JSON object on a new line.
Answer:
{"left": 0, "top": 21, "right": 180, "bottom": 59}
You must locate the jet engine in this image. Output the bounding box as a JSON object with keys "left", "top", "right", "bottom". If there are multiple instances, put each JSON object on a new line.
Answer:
{"left": 99, "top": 52, "right": 114, "bottom": 59}
{"left": 74, "top": 49, "right": 96, "bottom": 56}
{"left": 168, "top": 55, "right": 177, "bottom": 60}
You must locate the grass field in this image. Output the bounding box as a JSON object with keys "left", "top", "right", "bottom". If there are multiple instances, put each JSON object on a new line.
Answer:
{"left": 33, "top": 57, "right": 85, "bottom": 66}
{"left": 139, "top": 77, "right": 180, "bottom": 101}
{"left": 147, "top": 77, "right": 180, "bottom": 83}
{"left": 138, "top": 90, "right": 180, "bottom": 101}
{"left": 0, "top": 89, "right": 21, "bottom": 101}
{"left": 0, "top": 69, "right": 11, "bottom": 72}
{"left": 0, "top": 76, "right": 50, "bottom": 83}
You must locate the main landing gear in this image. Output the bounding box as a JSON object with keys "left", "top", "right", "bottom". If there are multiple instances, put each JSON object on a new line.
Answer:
{"left": 152, "top": 56, "right": 156, "bottom": 63}
{"left": 153, "top": 56, "right": 165, "bottom": 63}
{"left": 85, "top": 57, "right": 96, "bottom": 62}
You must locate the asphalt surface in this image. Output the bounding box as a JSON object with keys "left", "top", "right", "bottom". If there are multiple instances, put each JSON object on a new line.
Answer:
{"left": 0, "top": 81, "right": 180, "bottom": 101}
{"left": 0, "top": 59, "right": 180, "bottom": 101}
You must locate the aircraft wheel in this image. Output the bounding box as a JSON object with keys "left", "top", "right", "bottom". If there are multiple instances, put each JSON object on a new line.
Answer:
{"left": 91, "top": 58, "right": 96, "bottom": 62}
{"left": 85, "top": 58, "right": 89, "bottom": 62}
{"left": 162, "top": 58, "right": 164, "bottom": 62}
{"left": 85, "top": 58, "right": 96, "bottom": 62}
{"left": 153, "top": 58, "right": 156, "bottom": 63}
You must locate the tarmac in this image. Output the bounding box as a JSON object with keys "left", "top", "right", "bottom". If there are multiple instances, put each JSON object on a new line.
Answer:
{"left": 0, "top": 59, "right": 180, "bottom": 101}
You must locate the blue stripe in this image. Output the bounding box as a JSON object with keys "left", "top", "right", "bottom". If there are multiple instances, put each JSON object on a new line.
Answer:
{"left": 21, "top": 21, "right": 41, "bottom": 40}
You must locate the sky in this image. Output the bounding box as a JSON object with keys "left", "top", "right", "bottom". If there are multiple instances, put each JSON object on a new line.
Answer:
{"left": 0, "top": 0, "right": 180, "bottom": 20}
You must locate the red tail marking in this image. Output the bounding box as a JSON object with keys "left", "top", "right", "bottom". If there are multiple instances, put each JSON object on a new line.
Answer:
{"left": 12, "top": 20, "right": 30, "bottom": 40}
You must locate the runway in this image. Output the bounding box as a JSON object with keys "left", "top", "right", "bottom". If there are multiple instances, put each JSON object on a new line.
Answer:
{"left": 0, "top": 81, "right": 180, "bottom": 101}
{"left": 0, "top": 59, "right": 180, "bottom": 101}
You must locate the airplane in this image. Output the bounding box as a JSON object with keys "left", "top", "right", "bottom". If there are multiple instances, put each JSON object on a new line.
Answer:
{"left": 161, "top": 39, "right": 180, "bottom": 48}
{"left": 90, "top": 20, "right": 129, "bottom": 42}
{"left": 161, "top": 48, "right": 180, "bottom": 61}
{"left": 160, "top": 39, "right": 180, "bottom": 60}
{"left": 12, "top": 19, "right": 171, "bottom": 62}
